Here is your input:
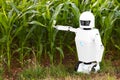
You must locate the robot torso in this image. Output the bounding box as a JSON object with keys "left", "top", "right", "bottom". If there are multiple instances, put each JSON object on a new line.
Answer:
{"left": 75, "top": 28, "right": 103, "bottom": 62}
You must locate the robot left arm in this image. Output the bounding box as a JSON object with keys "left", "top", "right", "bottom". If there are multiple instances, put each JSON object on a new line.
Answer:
{"left": 94, "top": 30, "right": 104, "bottom": 62}
{"left": 54, "top": 25, "right": 77, "bottom": 32}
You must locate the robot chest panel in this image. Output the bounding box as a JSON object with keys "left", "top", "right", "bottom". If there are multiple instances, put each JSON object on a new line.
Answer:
{"left": 75, "top": 30, "right": 95, "bottom": 43}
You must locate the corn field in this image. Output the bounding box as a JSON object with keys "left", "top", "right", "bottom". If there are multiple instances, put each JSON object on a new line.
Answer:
{"left": 0, "top": 0, "right": 120, "bottom": 79}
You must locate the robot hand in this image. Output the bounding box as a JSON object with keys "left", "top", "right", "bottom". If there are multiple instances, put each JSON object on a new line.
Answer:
{"left": 54, "top": 25, "right": 77, "bottom": 32}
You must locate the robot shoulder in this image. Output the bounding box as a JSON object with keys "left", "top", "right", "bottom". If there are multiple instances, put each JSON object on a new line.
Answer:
{"left": 92, "top": 28, "right": 100, "bottom": 33}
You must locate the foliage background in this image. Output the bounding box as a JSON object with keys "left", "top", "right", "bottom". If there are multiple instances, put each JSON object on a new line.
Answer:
{"left": 0, "top": 0, "right": 120, "bottom": 79}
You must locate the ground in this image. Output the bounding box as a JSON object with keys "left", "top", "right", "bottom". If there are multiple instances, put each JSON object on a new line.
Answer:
{"left": 2, "top": 49, "right": 120, "bottom": 80}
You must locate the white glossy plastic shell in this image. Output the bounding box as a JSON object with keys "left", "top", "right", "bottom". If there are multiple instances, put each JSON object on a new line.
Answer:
{"left": 75, "top": 28, "right": 104, "bottom": 62}
{"left": 80, "top": 11, "right": 95, "bottom": 29}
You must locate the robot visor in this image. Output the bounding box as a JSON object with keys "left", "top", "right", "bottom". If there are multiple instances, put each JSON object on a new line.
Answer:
{"left": 80, "top": 20, "right": 90, "bottom": 26}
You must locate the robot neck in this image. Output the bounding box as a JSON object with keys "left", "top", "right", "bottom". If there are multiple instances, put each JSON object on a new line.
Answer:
{"left": 83, "top": 28, "right": 91, "bottom": 30}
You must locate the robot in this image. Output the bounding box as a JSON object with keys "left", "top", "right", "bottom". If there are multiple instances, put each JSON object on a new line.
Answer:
{"left": 54, "top": 11, "right": 104, "bottom": 74}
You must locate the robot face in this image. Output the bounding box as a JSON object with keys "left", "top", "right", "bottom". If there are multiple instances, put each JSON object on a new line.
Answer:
{"left": 80, "top": 11, "right": 95, "bottom": 29}
{"left": 80, "top": 20, "right": 91, "bottom": 26}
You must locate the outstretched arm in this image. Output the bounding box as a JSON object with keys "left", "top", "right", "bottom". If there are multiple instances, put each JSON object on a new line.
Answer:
{"left": 54, "top": 25, "right": 77, "bottom": 32}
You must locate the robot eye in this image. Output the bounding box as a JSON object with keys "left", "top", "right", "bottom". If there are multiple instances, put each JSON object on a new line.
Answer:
{"left": 80, "top": 20, "right": 90, "bottom": 26}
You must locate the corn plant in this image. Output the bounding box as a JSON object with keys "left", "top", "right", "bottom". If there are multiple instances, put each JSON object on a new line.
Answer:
{"left": 0, "top": 0, "right": 18, "bottom": 70}
{"left": 30, "top": 0, "right": 80, "bottom": 64}
{"left": 0, "top": 0, "right": 41, "bottom": 69}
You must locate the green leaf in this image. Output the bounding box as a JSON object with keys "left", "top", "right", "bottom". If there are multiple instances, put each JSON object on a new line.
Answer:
{"left": 9, "top": 2, "right": 20, "bottom": 14}
{"left": 115, "top": 45, "right": 120, "bottom": 50}
{"left": 70, "top": 2, "right": 80, "bottom": 22}
{"left": 29, "top": 21, "right": 46, "bottom": 27}
{"left": 0, "top": 12, "right": 9, "bottom": 32}
{"left": 51, "top": 3, "right": 64, "bottom": 22}
{"left": 0, "top": 35, "right": 7, "bottom": 44}
{"left": 23, "top": 25, "right": 36, "bottom": 43}
{"left": 56, "top": 47, "right": 64, "bottom": 59}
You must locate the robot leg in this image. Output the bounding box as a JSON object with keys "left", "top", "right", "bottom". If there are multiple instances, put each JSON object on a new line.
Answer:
{"left": 74, "top": 61, "right": 82, "bottom": 71}
{"left": 75, "top": 61, "right": 100, "bottom": 74}
{"left": 75, "top": 61, "right": 92, "bottom": 74}
{"left": 91, "top": 62, "right": 100, "bottom": 72}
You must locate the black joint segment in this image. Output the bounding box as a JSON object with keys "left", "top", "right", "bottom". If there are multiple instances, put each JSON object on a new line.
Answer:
{"left": 68, "top": 26, "right": 70, "bottom": 31}
{"left": 83, "top": 61, "right": 97, "bottom": 65}
{"left": 74, "top": 61, "right": 83, "bottom": 71}
{"left": 91, "top": 64, "right": 97, "bottom": 72}
{"left": 84, "top": 62, "right": 92, "bottom": 65}
{"left": 93, "top": 64, "right": 97, "bottom": 67}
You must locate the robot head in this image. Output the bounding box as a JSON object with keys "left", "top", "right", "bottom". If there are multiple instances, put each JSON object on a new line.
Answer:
{"left": 80, "top": 11, "right": 95, "bottom": 29}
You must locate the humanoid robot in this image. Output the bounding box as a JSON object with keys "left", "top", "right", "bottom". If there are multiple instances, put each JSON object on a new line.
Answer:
{"left": 54, "top": 11, "right": 104, "bottom": 74}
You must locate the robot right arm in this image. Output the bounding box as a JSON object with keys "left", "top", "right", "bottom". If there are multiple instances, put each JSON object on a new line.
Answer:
{"left": 54, "top": 25, "right": 77, "bottom": 32}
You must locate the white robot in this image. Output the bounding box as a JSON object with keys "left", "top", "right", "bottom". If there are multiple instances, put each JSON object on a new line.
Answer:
{"left": 54, "top": 11, "right": 104, "bottom": 74}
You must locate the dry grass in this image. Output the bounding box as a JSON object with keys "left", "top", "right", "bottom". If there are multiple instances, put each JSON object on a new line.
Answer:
{"left": 43, "top": 73, "right": 118, "bottom": 80}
